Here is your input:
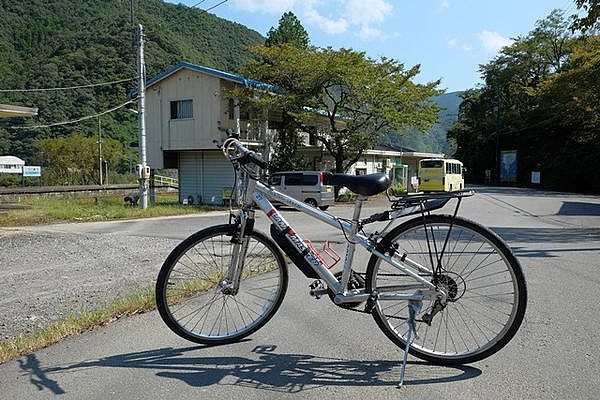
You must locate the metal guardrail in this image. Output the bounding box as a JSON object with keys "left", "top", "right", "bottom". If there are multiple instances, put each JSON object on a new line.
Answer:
{"left": 154, "top": 174, "right": 178, "bottom": 187}
{"left": 0, "top": 176, "right": 178, "bottom": 200}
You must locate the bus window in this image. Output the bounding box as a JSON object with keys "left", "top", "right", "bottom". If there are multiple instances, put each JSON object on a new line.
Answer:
{"left": 420, "top": 160, "right": 444, "bottom": 169}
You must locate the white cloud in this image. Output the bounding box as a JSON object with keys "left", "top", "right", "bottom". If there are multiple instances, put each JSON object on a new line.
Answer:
{"left": 229, "top": 0, "right": 393, "bottom": 39}
{"left": 448, "top": 37, "right": 472, "bottom": 52}
{"left": 358, "top": 26, "right": 383, "bottom": 39}
{"left": 304, "top": 8, "right": 349, "bottom": 35}
{"left": 440, "top": 0, "right": 451, "bottom": 9}
{"left": 344, "top": 0, "right": 392, "bottom": 25}
{"left": 344, "top": 0, "right": 392, "bottom": 39}
{"left": 479, "top": 30, "right": 514, "bottom": 54}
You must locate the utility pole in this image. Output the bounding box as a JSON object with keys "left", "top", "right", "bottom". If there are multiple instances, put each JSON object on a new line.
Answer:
{"left": 98, "top": 116, "right": 103, "bottom": 185}
{"left": 136, "top": 23, "right": 149, "bottom": 209}
{"left": 495, "top": 88, "right": 501, "bottom": 184}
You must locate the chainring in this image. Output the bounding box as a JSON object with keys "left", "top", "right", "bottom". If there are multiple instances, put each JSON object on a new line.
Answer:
{"left": 327, "top": 270, "right": 366, "bottom": 309}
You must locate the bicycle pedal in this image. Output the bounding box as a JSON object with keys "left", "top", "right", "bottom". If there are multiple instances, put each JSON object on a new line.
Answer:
{"left": 309, "top": 280, "right": 327, "bottom": 299}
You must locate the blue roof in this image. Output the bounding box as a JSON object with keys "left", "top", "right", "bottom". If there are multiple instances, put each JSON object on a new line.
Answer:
{"left": 138, "top": 61, "right": 279, "bottom": 94}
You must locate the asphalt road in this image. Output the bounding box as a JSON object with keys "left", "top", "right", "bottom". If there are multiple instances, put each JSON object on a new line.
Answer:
{"left": 1, "top": 185, "right": 600, "bottom": 399}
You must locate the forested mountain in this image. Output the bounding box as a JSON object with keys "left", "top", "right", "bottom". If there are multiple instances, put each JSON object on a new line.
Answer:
{"left": 0, "top": 0, "right": 264, "bottom": 163}
{"left": 0, "top": 0, "right": 458, "bottom": 182}
{"left": 385, "top": 92, "right": 461, "bottom": 155}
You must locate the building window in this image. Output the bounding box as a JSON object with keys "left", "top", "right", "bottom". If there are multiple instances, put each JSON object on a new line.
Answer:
{"left": 170, "top": 99, "right": 193, "bottom": 119}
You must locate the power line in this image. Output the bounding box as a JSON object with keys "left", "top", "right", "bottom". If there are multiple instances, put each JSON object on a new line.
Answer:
{"left": 189, "top": 0, "right": 208, "bottom": 8}
{"left": 0, "top": 77, "right": 137, "bottom": 93}
{"left": 8, "top": 100, "right": 135, "bottom": 130}
{"left": 206, "top": 0, "right": 228, "bottom": 12}
{"left": 184, "top": 0, "right": 228, "bottom": 12}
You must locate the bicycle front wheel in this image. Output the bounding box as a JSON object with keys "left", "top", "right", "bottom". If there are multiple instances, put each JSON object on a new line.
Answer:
{"left": 156, "top": 224, "right": 288, "bottom": 345}
{"left": 366, "top": 214, "right": 527, "bottom": 365}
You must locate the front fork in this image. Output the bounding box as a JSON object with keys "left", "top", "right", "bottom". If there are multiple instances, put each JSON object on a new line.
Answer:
{"left": 220, "top": 209, "right": 255, "bottom": 295}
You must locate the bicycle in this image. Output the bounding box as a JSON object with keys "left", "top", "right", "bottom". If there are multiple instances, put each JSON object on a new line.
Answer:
{"left": 155, "top": 137, "right": 527, "bottom": 369}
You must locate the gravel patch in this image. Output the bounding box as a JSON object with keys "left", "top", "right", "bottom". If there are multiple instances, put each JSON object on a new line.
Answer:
{"left": 0, "top": 227, "right": 181, "bottom": 341}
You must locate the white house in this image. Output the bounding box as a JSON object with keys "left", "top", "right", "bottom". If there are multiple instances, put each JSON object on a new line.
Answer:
{"left": 142, "top": 62, "right": 443, "bottom": 203}
{"left": 0, "top": 155, "right": 25, "bottom": 174}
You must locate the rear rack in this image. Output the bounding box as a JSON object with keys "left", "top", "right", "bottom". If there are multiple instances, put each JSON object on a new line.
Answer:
{"left": 388, "top": 189, "right": 475, "bottom": 210}
{"left": 362, "top": 189, "right": 475, "bottom": 225}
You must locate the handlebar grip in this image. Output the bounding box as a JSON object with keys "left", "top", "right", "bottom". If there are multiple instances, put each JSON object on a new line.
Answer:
{"left": 223, "top": 138, "right": 268, "bottom": 170}
{"left": 246, "top": 151, "right": 269, "bottom": 170}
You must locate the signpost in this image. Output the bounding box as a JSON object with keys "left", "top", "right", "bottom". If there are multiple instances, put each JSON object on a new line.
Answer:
{"left": 22, "top": 165, "right": 42, "bottom": 186}
{"left": 22, "top": 166, "right": 41, "bottom": 177}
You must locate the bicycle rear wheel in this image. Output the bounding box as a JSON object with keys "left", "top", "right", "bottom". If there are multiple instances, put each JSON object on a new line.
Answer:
{"left": 156, "top": 224, "right": 288, "bottom": 345}
{"left": 366, "top": 214, "right": 527, "bottom": 365}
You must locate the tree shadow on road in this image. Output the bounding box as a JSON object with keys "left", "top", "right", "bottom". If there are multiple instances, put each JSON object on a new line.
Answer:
{"left": 19, "top": 344, "right": 481, "bottom": 394}
{"left": 490, "top": 226, "right": 600, "bottom": 259}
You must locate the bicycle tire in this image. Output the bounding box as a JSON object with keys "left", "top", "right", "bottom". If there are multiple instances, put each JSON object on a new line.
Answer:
{"left": 156, "top": 224, "right": 288, "bottom": 345}
{"left": 366, "top": 214, "right": 527, "bottom": 365}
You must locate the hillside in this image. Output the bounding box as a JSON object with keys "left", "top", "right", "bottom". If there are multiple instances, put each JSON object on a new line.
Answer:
{"left": 386, "top": 91, "right": 462, "bottom": 156}
{"left": 0, "top": 0, "right": 265, "bottom": 162}
{"left": 0, "top": 0, "right": 462, "bottom": 166}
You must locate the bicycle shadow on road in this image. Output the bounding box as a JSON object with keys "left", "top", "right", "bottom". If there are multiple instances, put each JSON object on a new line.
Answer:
{"left": 20, "top": 344, "right": 481, "bottom": 394}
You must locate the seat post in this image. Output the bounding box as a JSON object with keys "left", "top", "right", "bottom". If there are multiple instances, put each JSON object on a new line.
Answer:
{"left": 338, "top": 194, "right": 369, "bottom": 293}
{"left": 351, "top": 195, "right": 368, "bottom": 227}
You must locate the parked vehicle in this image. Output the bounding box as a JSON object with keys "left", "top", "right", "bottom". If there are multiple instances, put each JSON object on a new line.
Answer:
{"left": 267, "top": 171, "right": 334, "bottom": 210}
{"left": 418, "top": 158, "right": 464, "bottom": 192}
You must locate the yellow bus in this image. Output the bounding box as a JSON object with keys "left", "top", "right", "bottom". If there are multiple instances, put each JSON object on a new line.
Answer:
{"left": 418, "top": 158, "right": 464, "bottom": 192}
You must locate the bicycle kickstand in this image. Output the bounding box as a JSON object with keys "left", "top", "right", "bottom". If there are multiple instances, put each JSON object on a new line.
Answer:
{"left": 398, "top": 299, "right": 422, "bottom": 388}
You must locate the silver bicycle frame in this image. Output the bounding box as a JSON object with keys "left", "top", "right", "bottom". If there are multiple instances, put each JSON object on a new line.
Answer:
{"left": 237, "top": 177, "right": 438, "bottom": 304}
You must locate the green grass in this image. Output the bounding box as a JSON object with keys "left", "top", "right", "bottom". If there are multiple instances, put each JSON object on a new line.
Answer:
{"left": 0, "top": 193, "right": 217, "bottom": 227}
{"left": 0, "top": 287, "right": 156, "bottom": 365}
{"left": 0, "top": 192, "right": 225, "bottom": 363}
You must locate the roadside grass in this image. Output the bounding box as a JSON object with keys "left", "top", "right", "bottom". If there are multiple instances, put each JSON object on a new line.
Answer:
{"left": 0, "top": 192, "right": 329, "bottom": 363}
{"left": 0, "top": 287, "right": 157, "bottom": 365}
{"left": 0, "top": 193, "right": 217, "bottom": 227}
{"left": 0, "top": 193, "right": 220, "bottom": 364}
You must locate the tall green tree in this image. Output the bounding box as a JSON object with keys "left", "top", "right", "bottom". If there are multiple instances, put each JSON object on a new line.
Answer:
{"left": 244, "top": 45, "right": 440, "bottom": 173}
{"left": 263, "top": 12, "right": 311, "bottom": 171}
{"left": 450, "top": 10, "right": 577, "bottom": 184}
{"left": 265, "top": 11, "right": 310, "bottom": 49}
{"left": 530, "top": 35, "right": 600, "bottom": 191}
{"left": 450, "top": 9, "right": 600, "bottom": 192}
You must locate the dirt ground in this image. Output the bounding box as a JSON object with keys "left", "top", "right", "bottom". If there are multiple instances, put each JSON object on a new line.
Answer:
{"left": 0, "top": 226, "right": 179, "bottom": 341}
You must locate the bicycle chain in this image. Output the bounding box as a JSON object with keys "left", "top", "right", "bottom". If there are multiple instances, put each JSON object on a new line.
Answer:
{"left": 335, "top": 272, "right": 419, "bottom": 322}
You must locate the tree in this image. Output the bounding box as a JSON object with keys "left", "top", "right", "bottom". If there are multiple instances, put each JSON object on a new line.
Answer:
{"left": 265, "top": 12, "right": 309, "bottom": 49}
{"left": 571, "top": 0, "right": 600, "bottom": 31}
{"left": 449, "top": 9, "right": 600, "bottom": 192}
{"left": 450, "top": 10, "right": 577, "bottom": 184}
{"left": 243, "top": 44, "right": 441, "bottom": 173}
{"left": 262, "top": 12, "right": 311, "bottom": 171}
{"left": 36, "top": 132, "right": 123, "bottom": 185}
{"left": 531, "top": 35, "right": 600, "bottom": 191}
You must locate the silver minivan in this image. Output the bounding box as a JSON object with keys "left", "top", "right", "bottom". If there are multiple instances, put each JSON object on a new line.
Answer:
{"left": 267, "top": 171, "right": 335, "bottom": 210}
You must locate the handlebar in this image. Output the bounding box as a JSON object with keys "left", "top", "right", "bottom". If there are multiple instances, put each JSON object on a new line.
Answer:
{"left": 222, "top": 138, "right": 269, "bottom": 170}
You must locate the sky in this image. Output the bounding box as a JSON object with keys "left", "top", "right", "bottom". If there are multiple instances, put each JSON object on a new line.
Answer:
{"left": 166, "top": 0, "right": 579, "bottom": 92}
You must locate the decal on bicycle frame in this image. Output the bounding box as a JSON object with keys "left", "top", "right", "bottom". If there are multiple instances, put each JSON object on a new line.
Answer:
{"left": 254, "top": 191, "right": 326, "bottom": 271}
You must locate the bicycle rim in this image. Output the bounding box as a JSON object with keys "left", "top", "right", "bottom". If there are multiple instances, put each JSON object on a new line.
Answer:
{"left": 366, "top": 215, "right": 527, "bottom": 365}
{"left": 156, "top": 225, "right": 288, "bottom": 345}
